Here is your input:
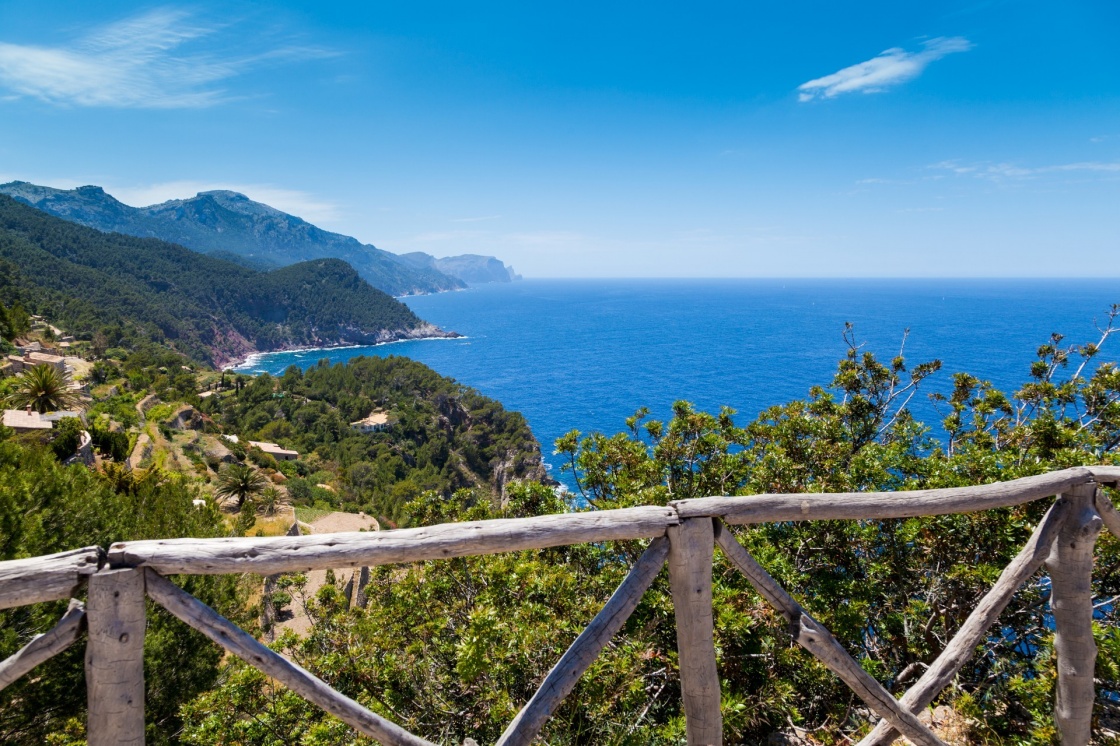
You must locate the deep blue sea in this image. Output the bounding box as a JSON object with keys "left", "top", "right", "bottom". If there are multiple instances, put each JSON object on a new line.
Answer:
{"left": 234, "top": 279, "right": 1120, "bottom": 482}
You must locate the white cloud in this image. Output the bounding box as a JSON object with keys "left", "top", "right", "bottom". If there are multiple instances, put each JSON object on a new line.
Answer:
{"left": 109, "top": 180, "right": 342, "bottom": 224}
{"left": 930, "top": 159, "right": 1120, "bottom": 181}
{"left": 0, "top": 7, "right": 332, "bottom": 108}
{"left": 1049, "top": 161, "right": 1120, "bottom": 173}
{"left": 450, "top": 215, "right": 501, "bottom": 223}
{"left": 797, "top": 37, "right": 972, "bottom": 102}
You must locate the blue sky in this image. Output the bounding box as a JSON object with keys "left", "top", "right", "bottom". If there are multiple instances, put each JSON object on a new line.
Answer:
{"left": 0, "top": 1, "right": 1117, "bottom": 277}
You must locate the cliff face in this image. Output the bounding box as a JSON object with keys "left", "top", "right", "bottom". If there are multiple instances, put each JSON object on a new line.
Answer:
{"left": 0, "top": 182, "right": 466, "bottom": 296}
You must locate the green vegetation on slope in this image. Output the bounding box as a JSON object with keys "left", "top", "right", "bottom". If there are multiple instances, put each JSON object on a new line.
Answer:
{"left": 206, "top": 355, "right": 547, "bottom": 524}
{"left": 0, "top": 440, "right": 247, "bottom": 745}
{"left": 5, "top": 289, "right": 1120, "bottom": 744}
{"left": 184, "top": 323, "right": 1120, "bottom": 745}
{"left": 0, "top": 194, "right": 442, "bottom": 365}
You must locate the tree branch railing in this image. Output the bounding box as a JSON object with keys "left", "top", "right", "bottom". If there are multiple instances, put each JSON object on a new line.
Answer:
{"left": 2, "top": 465, "right": 1120, "bottom": 745}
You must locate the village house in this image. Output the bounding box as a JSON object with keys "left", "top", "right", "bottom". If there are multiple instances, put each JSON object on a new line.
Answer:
{"left": 247, "top": 440, "right": 299, "bottom": 461}
{"left": 26, "top": 351, "right": 68, "bottom": 373}
{"left": 2, "top": 407, "right": 53, "bottom": 433}
{"left": 350, "top": 410, "right": 396, "bottom": 433}
{"left": 4, "top": 351, "right": 70, "bottom": 375}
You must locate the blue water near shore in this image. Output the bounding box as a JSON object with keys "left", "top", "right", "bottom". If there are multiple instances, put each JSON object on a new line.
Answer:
{"left": 234, "top": 279, "right": 1119, "bottom": 482}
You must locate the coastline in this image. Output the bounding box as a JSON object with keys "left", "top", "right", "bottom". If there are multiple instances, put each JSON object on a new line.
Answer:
{"left": 223, "top": 332, "right": 467, "bottom": 371}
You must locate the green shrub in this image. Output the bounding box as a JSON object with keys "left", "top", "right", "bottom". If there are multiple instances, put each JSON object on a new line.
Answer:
{"left": 49, "top": 417, "right": 83, "bottom": 461}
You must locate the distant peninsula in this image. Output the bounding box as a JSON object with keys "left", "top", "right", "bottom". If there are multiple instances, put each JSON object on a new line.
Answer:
{"left": 400, "top": 251, "right": 520, "bottom": 284}
{"left": 0, "top": 181, "right": 520, "bottom": 297}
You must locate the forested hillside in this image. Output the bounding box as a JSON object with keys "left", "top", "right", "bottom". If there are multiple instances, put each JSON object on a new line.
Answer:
{"left": 0, "top": 195, "right": 454, "bottom": 365}
{"left": 0, "top": 328, "right": 548, "bottom": 742}
{"left": 207, "top": 356, "right": 548, "bottom": 522}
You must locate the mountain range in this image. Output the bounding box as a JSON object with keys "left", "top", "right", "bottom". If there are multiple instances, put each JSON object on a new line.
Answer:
{"left": 0, "top": 182, "right": 520, "bottom": 296}
{"left": 0, "top": 194, "right": 455, "bottom": 366}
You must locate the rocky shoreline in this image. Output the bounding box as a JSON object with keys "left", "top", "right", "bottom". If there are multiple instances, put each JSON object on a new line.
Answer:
{"left": 216, "top": 323, "right": 462, "bottom": 370}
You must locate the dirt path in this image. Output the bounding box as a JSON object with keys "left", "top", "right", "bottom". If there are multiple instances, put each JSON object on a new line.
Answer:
{"left": 273, "top": 511, "right": 379, "bottom": 637}
{"left": 305, "top": 511, "right": 379, "bottom": 533}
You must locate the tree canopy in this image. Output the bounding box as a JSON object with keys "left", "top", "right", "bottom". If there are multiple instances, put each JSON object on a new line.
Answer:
{"left": 5, "top": 363, "right": 80, "bottom": 414}
{"left": 180, "top": 323, "right": 1120, "bottom": 745}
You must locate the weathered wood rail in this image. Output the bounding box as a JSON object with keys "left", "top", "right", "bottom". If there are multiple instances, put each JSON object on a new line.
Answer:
{"left": 2, "top": 464, "right": 1119, "bottom": 745}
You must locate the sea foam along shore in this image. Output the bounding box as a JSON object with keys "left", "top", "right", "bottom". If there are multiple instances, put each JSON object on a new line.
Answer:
{"left": 225, "top": 334, "right": 468, "bottom": 372}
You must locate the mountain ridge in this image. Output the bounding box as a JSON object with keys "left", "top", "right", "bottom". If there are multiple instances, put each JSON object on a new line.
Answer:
{"left": 0, "top": 182, "right": 519, "bottom": 296}
{"left": 0, "top": 194, "right": 457, "bottom": 366}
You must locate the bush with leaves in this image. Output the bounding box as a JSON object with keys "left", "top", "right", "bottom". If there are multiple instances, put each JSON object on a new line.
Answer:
{"left": 183, "top": 318, "right": 1120, "bottom": 744}
{"left": 89, "top": 421, "right": 130, "bottom": 461}
{"left": 48, "top": 416, "right": 83, "bottom": 460}
{"left": 0, "top": 437, "right": 250, "bottom": 745}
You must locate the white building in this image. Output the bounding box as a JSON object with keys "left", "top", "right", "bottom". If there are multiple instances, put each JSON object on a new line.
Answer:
{"left": 247, "top": 440, "right": 300, "bottom": 461}
{"left": 350, "top": 410, "right": 395, "bottom": 433}
{"left": 2, "top": 408, "right": 53, "bottom": 433}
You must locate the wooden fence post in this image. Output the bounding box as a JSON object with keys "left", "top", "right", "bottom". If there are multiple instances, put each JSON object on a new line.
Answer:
{"left": 86, "top": 568, "right": 146, "bottom": 746}
{"left": 356, "top": 566, "right": 371, "bottom": 609}
{"left": 668, "top": 517, "right": 722, "bottom": 745}
{"left": 1047, "top": 483, "right": 1103, "bottom": 745}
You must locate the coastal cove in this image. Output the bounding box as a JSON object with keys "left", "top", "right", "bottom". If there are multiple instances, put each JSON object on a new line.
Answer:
{"left": 234, "top": 278, "right": 1120, "bottom": 484}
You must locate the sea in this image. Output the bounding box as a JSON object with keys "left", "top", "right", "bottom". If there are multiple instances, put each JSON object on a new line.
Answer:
{"left": 233, "top": 279, "right": 1120, "bottom": 484}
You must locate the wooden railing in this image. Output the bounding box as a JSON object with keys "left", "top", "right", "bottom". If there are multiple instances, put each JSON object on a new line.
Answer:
{"left": 3, "top": 465, "right": 1120, "bottom": 745}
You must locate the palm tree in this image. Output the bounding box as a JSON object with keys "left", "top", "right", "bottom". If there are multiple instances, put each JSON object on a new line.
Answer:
{"left": 7, "top": 364, "right": 80, "bottom": 414}
{"left": 257, "top": 486, "right": 284, "bottom": 516}
{"left": 214, "top": 463, "right": 269, "bottom": 511}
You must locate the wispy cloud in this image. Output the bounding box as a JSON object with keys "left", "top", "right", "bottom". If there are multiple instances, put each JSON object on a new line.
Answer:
{"left": 930, "top": 159, "right": 1120, "bottom": 181}
{"left": 0, "top": 7, "right": 332, "bottom": 108}
{"left": 450, "top": 215, "right": 501, "bottom": 223}
{"left": 110, "top": 180, "right": 341, "bottom": 223}
{"left": 797, "top": 37, "right": 972, "bottom": 102}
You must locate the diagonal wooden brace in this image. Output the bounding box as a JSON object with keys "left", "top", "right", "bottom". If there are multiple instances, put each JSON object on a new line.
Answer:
{"left": 496, "top": 536, "right": 669, "bottom": 746}
{"left": 0, "top": 598, "right": 86, "bottom": 691}
{"left": 858, "top": 495, "right": 1072, "bottom": 746}
{"left": 145, "top": 569, "right": 435, "bottom": 746}
{"left": 1095, "top": 488, "right": 1120, "bottom": 540}
{"left": 713, "top": 520, "right": 947, "bottom": 746}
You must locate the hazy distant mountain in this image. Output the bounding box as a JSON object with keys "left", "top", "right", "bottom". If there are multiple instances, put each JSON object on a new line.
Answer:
{"left": 399, "top": 251, "right": 521, "bottom": 284}
{"left": 0, "top": 182, "right": 467, "bottom": 297}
